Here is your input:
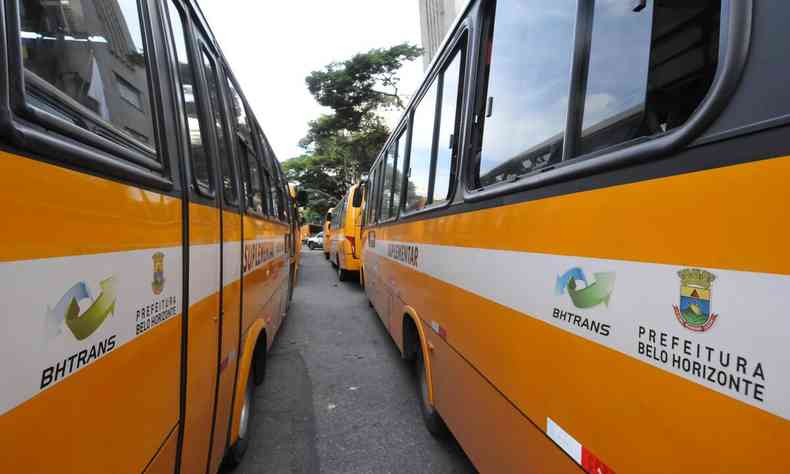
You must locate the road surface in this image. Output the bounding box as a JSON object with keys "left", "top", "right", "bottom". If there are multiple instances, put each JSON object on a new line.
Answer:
{"left": 224, "top": 249, "right": 476, "bottom": 474}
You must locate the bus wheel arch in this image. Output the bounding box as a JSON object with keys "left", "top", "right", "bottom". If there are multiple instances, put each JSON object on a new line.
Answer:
{"left": 402, "top": 311, "right": 447, "bottom": 436}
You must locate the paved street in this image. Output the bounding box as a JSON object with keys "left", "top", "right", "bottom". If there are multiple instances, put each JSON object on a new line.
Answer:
{"left": 225, "top": 249, "right": 476, "bottom": 474}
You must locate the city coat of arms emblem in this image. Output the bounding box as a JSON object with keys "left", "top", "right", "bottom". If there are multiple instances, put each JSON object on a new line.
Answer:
{"left": 152, "top": 252, "right": 165, "bottom": 295}
{"left": 673, "top": 268, "right": 717, "bottom": 332}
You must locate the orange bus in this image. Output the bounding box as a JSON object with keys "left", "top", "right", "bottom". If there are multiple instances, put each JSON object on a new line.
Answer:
{"left": 0, "top": 0, "right": 296, "bottom": 472}
{"left": 322, "top": 207, "right": 334, "bottom": 260}
{"left": 329, "top": 183, "right": 363, "bottom": 281}
{"left": 361, "top": 0, "right": 788, "bottom": 472}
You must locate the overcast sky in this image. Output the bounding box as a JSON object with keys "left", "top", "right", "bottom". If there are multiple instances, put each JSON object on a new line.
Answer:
{"left": 200, "top": 0, "right": 426, "bottom": 161}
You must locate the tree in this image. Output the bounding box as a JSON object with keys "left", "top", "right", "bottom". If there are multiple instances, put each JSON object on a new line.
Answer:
{"left": 286, "top": 43, "right": 421, "bottom": 218}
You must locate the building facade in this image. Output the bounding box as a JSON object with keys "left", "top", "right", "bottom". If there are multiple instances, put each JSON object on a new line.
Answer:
{"left": 418, "top": 0, "right": 464, "bottom": 70}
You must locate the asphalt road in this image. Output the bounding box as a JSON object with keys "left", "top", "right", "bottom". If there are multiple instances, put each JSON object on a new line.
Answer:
{"left": 224, "top": 248, "right": 476, "bottom": 474}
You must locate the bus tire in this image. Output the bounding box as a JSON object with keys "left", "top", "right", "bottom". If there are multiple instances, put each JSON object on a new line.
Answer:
{"left": 225, "top": 367, "right": 255, "bottom": 467}
{"left": 416, "top": 345, "right": 448, "bottom": 437}
{"left": 337, "top": 257, "right": 349, "bottom": 281}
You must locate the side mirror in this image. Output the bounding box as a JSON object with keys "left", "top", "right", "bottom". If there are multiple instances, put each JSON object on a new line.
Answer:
{"left": 296, "top": 190, "right": 309, "bottom": 206}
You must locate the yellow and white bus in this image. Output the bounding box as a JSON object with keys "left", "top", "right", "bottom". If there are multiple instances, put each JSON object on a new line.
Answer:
{"left": 361, "top": 0, "right": 788, "bottom": 472}
{"left": 322, "top": 207, "right": 334, "bottom": 260}
{"left": 329, "top": 183, "right": 363, "bottom": 281}
{"left": 0, "top": 0, "right": 296, "bottom": 472}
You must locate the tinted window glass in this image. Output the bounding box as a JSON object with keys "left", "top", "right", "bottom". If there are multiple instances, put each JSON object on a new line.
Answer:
{"left": 201, "top": 49, "right": 237, "bottom": 205}
{"left": 269, "top": 169, "right": 281, "bottom": 219}
{"left": 21, "top": 0, "right": 156, "bottom": 148}
{"left": 381, "top": 146, "right": 394, "bottom": 220}
{"left": 434, "top": 50, "right": 462, "bottom": 204}
{"left": 165, "top": 0, "right": 210, "bottom": 189}
{"left": 579, "top": 1, "right": 653, "bottom": 155}
{"left": 578, "top": 1, "right": 720, "bottom": 156}
{"left": 406, "top": 80, "right": 437, "bottom": 213}
{"left": 227, "top": 80, "right": 253, "bottom": 144}
{"left": 478, "top": 0, "right": 575, "bottom": 186}
{"left": 392, "top": 131, "right": 407, "bottom": 216}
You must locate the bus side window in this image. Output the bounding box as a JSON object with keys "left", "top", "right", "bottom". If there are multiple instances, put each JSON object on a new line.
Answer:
{"left": 226, "top": 78, "right": 264, "bottom": 214}
{"left": 576, "top": 1, "right": 721, "bottom": 156}
{"left": 165, "top": 0, "right": 213, "bottom": 194}
{"left": 200, "top": 48, "right": 238, "bottom": 206}
{"left": 476, "top": 0, "right": 575, "bottom": 187}
{"left": 406, "top": 79, "right": 438, "bottom": 213}
{"left": 19, "top": 0, "right": 160, "bottom": 168}
{"left": 433, "top": 44, "right": 465, "bottom": 205}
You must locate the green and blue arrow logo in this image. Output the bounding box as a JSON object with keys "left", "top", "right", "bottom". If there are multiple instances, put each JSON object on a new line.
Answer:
{"left": 556, "top": 268, "right": 615, "bottom": 309}
{"left": 49, "top": 276, "right": 118, "bottom": 341}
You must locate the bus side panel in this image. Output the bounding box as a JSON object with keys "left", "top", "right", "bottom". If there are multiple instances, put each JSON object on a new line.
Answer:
{"left": 363, "top": 230, "right": 388, "bottom": 328}
{"left": 208, "top": 211, "right": 243, "bottom": 473}
{"left": 377, "top": 155, "right": 790, "bottom": 472}
{"left": 0, "top": 153, "right": 182, "bottom": 472}
{"left": 180, "top": 202, "right": 221, "bottom": 474}
{"left": 143, "top": 426, "right": 179, "bottom": 474}
{"left": 423, "top": 321, "right": 578, "bottom": 473}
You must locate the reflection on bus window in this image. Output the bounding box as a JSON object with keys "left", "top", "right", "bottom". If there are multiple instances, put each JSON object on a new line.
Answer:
{"left": 579, "top": 1, "right": 653, "bottom": 155}
{"left": 406, "top": 80, "right": 438, "bottom": 212}
{"left": 166, "top": 0, "right": 211, "bottom": 188}
{"left": 478, "top": 0, "right": 575, "bottom": 187}
{"left": 434, "top": 50, "right": 462, "bottom": 204}
{"left": 20, "top": 0, "right": 156, "bottom": 148}
{"left": 201, "top": 49, "right": 237, "bottom": 204}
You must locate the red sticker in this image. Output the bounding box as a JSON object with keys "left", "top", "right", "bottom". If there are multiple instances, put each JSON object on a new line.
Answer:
{"left": 581, "top": 447, "right": 615, "bottom": 474}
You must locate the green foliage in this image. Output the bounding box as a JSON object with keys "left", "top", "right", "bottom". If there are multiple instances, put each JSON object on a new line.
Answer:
{"left": 290, "top": 42, "right": 422, "bottom": 217}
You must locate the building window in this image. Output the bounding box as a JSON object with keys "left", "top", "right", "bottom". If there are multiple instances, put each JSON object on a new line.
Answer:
{"left": 116, "top": 73, "right": 142, "bottom": 109}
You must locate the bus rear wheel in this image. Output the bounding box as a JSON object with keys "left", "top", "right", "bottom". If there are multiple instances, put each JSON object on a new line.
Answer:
{"left": 416, "top": 344, "right": 448, "bottom": 437}
{"left": 224, "top": 367, "right": 255, "bottom": 467}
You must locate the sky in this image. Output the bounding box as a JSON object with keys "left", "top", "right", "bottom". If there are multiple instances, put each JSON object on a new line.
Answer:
{"left": 200, "top": 0, "right": 427, "bottom": 161}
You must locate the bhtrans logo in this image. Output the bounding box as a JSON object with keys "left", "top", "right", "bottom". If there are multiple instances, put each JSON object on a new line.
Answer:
{"left": 41, "top": 276, "right": 119, "bottom": 389}
{"left": 553, "top": 267, "right": 615, "bottom": 337}
{"left": 46, "top": 276, "right": 118, "bottom": 341}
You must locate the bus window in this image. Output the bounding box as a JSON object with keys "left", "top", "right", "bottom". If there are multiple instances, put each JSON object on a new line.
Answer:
{"left": 392, "top": 131, "right": 408, "bottom": 216}
{"left": 227, "top": 79, "right": 264, "bottom": 213}
{"left": 433, "top": 46, "right": 464, "bottom": 204}
{"left": 406, "top": 79, "right": 438, "bottom": 213}
{"left": 201, "top": 48, "right": 238, "bottom": 205}
{"left": 381, "top": 145, "right": 395, "bottom": 220}
{"left": 166, "top": 0, "right": 212, "bottom": 192}
{"left": 20, "top": 0, "right": 157, "bottom": 150}
{"left": 477, "top": 0, "right": 576, "bottom": 187}
{"left": 577, "top": 1, "right": 721, "bottom": 156}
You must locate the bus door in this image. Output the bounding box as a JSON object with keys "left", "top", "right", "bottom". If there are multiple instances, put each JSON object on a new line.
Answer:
{"left": 167, "top": 10, "right": 227, "bottom": 469}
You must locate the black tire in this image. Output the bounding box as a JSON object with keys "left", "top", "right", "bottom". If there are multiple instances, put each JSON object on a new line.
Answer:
{"left": 416, "top": 346, "right": 448, "bottom": 437}
{"left": 337, "top": 257, "right": 349, "bottom": 281}
{"left": 308, "top": 243, "right": 315, "bottom": 250}
{"left": 224, "top": 368, "right": 255, "bottom": 467}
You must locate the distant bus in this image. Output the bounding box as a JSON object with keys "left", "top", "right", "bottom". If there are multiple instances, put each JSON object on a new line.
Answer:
{"left": 329, "top": 183, "right": 364, "bottom": 281}
{"left": 360, "top": 0, "right": 787, "bottom": 472}
{"left": 0, "top": 0, "right": 296, "bottom": 472}
{"left": 323, "top": 207, "right": 334, "bottom": 260}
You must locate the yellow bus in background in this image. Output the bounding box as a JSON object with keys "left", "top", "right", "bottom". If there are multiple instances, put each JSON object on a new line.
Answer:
{"left": 322, "top": 207, "right": 334, "bottom": 260}
{"left": 329, "top": 183, "right": 363, "bottom": 281}
{"left": 361, "top": 0, "right": 787, "bottom": 472}
{"left": 0, "top": 0, "right": 296, "bottom": 472}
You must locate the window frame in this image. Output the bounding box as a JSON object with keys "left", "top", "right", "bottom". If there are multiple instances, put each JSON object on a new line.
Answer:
{"left": 162, "top": 0, "right": 216, "bottom": 201}
{"left": 378, "top": 122, "right": 408, "bottom": 224}
{"left": 463, "top": 0, "right": 752, "bottom": 203}
{"left": 1, "top": 0, "right": 173, "bottom": 191}
{"left": 402, "top": 33, "right": 468, "bottom": 218}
